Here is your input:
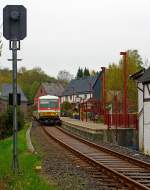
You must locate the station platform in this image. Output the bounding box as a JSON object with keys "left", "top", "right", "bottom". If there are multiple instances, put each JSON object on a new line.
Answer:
{"left": 61, "top": 117, "right": 107, "bottom": 134}
{"left": 60, "top": 117, "right": 132, "bottom": 133}
{"left": 60, "top": 117, "right": 138, "bottom": 148}
{"left": 61, "top": 117, "right": 133, "bottom": 131}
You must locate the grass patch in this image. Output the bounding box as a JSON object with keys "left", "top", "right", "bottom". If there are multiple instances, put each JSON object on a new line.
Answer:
{"left": 0, "top": 128, "right": 58, "bottom": 190}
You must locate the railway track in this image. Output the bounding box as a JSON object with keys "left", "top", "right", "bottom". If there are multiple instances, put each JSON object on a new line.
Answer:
{"left": 42, "top": 126, "right": 150, "bottom": 190}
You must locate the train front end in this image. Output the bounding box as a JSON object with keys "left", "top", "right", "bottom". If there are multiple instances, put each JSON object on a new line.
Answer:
{"left": 35, "top": 95, "right": 61, "bottom": 126}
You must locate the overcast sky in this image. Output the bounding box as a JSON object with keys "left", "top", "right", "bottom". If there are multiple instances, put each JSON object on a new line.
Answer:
{"left": 0, "top": 0, "right": 150, "bottom": 78}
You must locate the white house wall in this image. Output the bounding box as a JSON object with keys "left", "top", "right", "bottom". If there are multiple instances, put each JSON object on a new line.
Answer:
{"left": 144, "top": 84, "right": 150, "bottom": 99}
{"left": 143, "top": 84, "right": 150, "bottom": 155}
{"left": 61, "top": 93, "right": 92, "bottom": 104}
{"left": 143, "top": 101, "right": 150, "bottom": 155}
{"left": 138, "top": 82, "right": 144, "bottom": 151}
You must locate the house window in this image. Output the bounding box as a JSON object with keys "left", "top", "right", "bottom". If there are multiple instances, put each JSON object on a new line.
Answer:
{"left": 84, "top": 94, "right": 87, "bottom": 99}
{"left": 70, "top": 96, "right": 72, "bottom": 100}
{"left": 65, "top": 96, "right": 68, "bottom": 101}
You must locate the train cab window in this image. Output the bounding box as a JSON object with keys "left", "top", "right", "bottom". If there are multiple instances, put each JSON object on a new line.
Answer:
{"left": 40, "top": 99, "right": 59, "bottom": 109}
{"left": 40, "top": 100, "right": 49, "bottom": 108}
{"left": 49, "top": 101, "right": 58, "bottom": 108}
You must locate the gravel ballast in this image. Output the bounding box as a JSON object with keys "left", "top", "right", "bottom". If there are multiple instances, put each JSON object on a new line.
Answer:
{"left": 31, "top": 123, "right": 109, "bottom": 190}
{"left": 31, "top": 121, "right": 150, "bottom": 190}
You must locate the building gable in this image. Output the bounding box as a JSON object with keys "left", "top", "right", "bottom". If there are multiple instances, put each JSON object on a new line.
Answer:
{"left": 138, "top": 67, "right": 150, "bottom": 83}
{"left": 34, "top": 82, "right": 64, "bottom": 100}
{"left": 34, "top": 85, "right": 47, "bottom": 99}
{"left": 0, "top": 83, "right": 27, "bottom": 102}
{"left": 92, "top": 71, "right": 103, "bottom": 100}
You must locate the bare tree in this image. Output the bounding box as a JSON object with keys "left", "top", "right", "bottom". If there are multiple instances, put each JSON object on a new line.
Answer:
{"left": 57, "top": 70, "right": 74, "bottom": 82}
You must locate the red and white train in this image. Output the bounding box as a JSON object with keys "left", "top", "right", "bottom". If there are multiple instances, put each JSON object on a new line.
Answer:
{"left": 33, "top": 95, "right": 61, "bottom": 125}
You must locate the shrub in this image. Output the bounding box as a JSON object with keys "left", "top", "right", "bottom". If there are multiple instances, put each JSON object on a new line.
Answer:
{"left": 61, "top": 101, "right": 73, "bottom": 111}
{"left": 0, "top": 106, "right": 25, "bottom": 139}
{"left": 61, "top": 101, "right": 73, "bottom": 117}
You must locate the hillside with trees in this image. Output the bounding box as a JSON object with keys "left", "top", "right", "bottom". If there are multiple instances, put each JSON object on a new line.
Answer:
{"left": 0, "top": 48, "right": 146, "bottom": 111}
{"left": 0, "top": 67, "right": 67, "bottom": 103}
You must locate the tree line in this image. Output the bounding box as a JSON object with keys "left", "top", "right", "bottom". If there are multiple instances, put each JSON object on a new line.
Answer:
{"left": 0, "top": 40, "right": 148, "bottom": 112}
{"left": 106, "top": 50, "right": 144, "bottom": 112}
{"left": 0, "top": 67, "right": 67, "bottom": 103}
{"left": 76, "top": 67, "right": 97, "bottom": 78}
{"left": 73, "top": 50, "right": 146, "bottom": 112}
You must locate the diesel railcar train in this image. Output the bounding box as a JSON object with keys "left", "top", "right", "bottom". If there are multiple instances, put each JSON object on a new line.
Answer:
{"left": 33, "top": 95, "right": 61, "bottom": 125}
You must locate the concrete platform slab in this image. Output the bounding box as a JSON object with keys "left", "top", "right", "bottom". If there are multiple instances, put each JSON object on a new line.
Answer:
{"left": 61, "top": 117, "right": 107, "bottom": 131}
{"left": 61, "top": 117, "right": 133, "bottom": 131}
{"left": 60, "top": 117, "right": 138, "bottom": 148}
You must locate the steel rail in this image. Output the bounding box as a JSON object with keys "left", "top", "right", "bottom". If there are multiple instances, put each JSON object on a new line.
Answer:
{"left": 42, "top": 126, "right": 150, "bottom": 190}
{"left": 58, "top": 126, "right": 150, "bottom": 170}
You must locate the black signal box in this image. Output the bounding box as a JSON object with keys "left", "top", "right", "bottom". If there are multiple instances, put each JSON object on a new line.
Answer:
{"left": 3, "top": 5, "right": 27, "bottom": 40}
{"left": 9, "top": 93, "right": 21, "bottom": 106}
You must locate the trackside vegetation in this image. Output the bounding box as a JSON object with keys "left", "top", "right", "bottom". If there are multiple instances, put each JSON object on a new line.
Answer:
{"left": 0, "top": 107, "right": 25, "bottom": 139}
{"left": 0, "top": 127, "right": 58, "bottom": 190}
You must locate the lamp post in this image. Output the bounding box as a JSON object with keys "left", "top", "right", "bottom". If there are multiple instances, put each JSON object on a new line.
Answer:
{"left": 120, "top": 51, "right": 128, "bottom": 128}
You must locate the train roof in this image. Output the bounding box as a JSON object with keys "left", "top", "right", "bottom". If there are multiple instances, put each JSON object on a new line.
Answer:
{"left": 39, "top": 95, "right": 59, "bottom": 100}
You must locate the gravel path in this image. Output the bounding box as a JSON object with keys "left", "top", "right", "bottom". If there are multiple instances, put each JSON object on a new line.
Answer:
{"left": 31, "top": 123, "right": 111, "bottom": 190}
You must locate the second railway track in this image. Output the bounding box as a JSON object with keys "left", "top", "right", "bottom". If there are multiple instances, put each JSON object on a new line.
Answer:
{"left": 42, "top": 126, "right": 150, "bottom": 190}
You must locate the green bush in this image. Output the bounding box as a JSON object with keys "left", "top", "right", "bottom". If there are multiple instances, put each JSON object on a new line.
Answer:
{"left": 0, "top": 106, "right": 25, "bottom": 139}
{"left": 61, "top": 101, "right": 73, "bottom": 111}
{"left": 60, "top": 101, "right": 73, "bottom": 117}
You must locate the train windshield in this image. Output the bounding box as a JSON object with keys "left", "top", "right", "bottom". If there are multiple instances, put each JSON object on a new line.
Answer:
{"left": 40, "top": 99, "right": 59, "bottom": 109}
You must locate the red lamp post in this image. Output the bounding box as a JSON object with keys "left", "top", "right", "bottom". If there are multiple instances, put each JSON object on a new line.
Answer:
{"left": 120, "top": 51, "right": 128, "bottom": 127}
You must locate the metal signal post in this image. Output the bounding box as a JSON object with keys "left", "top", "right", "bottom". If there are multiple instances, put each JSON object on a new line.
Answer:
{"left": 11, "top": 40, "right": 19, "bottom": 171}
{"left": 3, "top": 5, "right": 27, "bottom": 172}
